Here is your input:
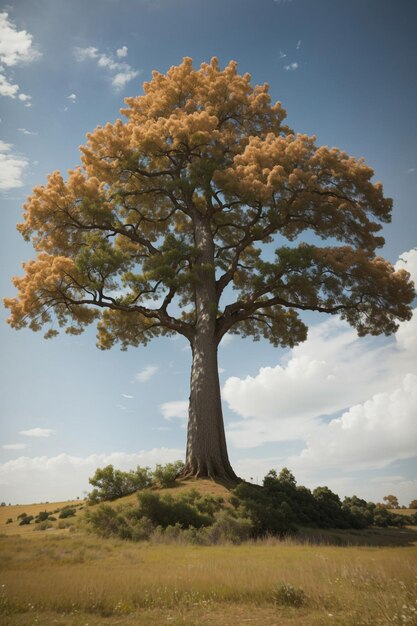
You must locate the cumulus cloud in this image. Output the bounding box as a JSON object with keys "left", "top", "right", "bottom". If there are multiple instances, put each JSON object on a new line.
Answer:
{"left": 290, "top": 374, "right": 417, "bottom": 472}
{"left": 284, "top": 62, "right": 299, "bottom": 71}
{"left": 73, "top": 44, "right": 140, "bottom": 91}
{"left": 0, "top": 13, "right": 41, "bottom": 100}
{"left": 135, "top": 365, "right": 158, "bottom": 383}
{"left": 19, "top": 428, "right": 55, "bottom": 438}
{"left": 116, "top": 46, "right": 128, "bottom": 58}
{"left": 0, "top": 448, "right": 183, "bottom": 503}
{"left": 0, "top": 140, "right": 28, "bottom": 190}
{"left": 160, "top": 400, "right": 188, "bottom": 421}
{"left": 224, "top": 249, "right": 417, "bottom": 473}
{"left": 67, "top": 93, "right": 77, "bottom": 103}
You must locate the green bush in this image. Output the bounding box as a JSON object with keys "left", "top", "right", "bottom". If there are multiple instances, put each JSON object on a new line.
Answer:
{"left": 35, "top": 511, "right": 53, "bottom": 523}
{"left": 136, "top": 491, "right": 211, "bottom": 529}
{"left": 202, "top": 510, "right": 253, "bottom": 544}
{"left": 18, "top": 515, "right": 34, "bottom": 526}
{"left": 273, "top": 583, "right": 307, "bottom": 607}
{"left": 152, "top": 461, "right": 185, "bottom": 487}
{"left": 58, "top": 507, "right": 76, "bottom": 519}
{"left": 87, "top": 464, "right": 154, "bottom": 503}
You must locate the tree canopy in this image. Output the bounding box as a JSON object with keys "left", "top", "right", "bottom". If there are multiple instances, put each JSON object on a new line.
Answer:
{"left": 5, "top": 57, "right": 415, "bottom": 481}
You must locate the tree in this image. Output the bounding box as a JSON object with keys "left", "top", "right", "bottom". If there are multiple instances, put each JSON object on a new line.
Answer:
{"left": 383, "top": 494, "right": 399, "bottom": 509}
{"left": 409, "top": 499, "right": 417, "bottom": 509}
{"left": 5, "top": 58, "right": 414, "bottom": 482}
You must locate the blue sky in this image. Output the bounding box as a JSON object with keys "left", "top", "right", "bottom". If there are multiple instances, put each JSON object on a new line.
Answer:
{"left": 0, "top": 0, "right": 416, "bottom": 504}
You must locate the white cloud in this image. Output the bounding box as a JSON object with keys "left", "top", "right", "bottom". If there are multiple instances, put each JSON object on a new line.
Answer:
{"left": 290, "top": 374, "right": 417, "bottom": 472}
{"left": 18, "top": 93, "right": 31, "bottom": 102}
{"left": 279, "top": 51, "right": 287, "bottom": 59}
{"left": 0, "top": 140, "right": 28, "bottom": 190}
{"left": 17, "top": 127, "right": 36, "bottom": 135}
{"left": 296, "top": 40, "right": 301, "bottom": 49}
{"left": 19, "top": 428, "right": 55, "bottom": 438}
{"left": 284, "top": 62, "right": 299, "bottom": 71}
{"left": 224, "top": 249, "right": 417, "bottom": 472}
{"left": 0, "top": 70, "right": 18, "bottom": 97}
{"left": 406, "top": 168, "right": 415, "bottom": 174}
{"left": 160, "top": 400, "right": 188, "bottom": 421}
{"left": 0, "top": 13, "right": 41, "bottom": 100}
{"left": 3, "top": 443, "right": 28, "bottom": 450}
{"left": 0, "top": 448, "right": 184, "bottom": 503}
{"left": 67, "top": 93, "right": 77, "bottom": 103}
{"left": 73, "top": 45, "right": 139, "bottom": 92}
{"left": 122, "top": 393, "right": 134, "bottom": 399}
{"left": 116, "top": 46, "right": 128, "bottom": 58}
{"left": 135, "top": 365, "right": 158, "bottom": 383}
{"left": 111, "top": 69, "right": 140, "bottom": 90}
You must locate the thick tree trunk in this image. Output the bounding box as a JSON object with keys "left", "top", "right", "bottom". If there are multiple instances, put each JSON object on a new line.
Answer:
{"left": 182, "top": 329, "right": 239, "bottom": 482}
{"left": 181, "top": 214, "right": 239, "bottom": 483}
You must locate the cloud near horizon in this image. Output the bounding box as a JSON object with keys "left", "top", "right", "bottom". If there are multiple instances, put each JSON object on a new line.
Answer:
{"left": 19, "top": 428, "right": 55, "bottom": 438}
{"left": 0, "top": 448, "right": 183, "bottom": 503}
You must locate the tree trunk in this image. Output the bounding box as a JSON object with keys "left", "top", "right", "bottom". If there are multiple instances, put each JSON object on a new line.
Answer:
{"left": 181, "top": 214, "right": 239, "bottom": 483}
{"left": 182, "top": 329, "right": 239, "bottom": 482}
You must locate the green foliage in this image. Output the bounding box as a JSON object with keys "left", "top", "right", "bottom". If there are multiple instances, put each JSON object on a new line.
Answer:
{"left": 35, "top": 511, "right": 53, "bottom": 523}
{"left": 273, "top": 583, "right": 307, "bottom": 607}
{"left": 135, "top": 492, "right": 212, "bottom": 529}
{"left": 87, "top": 464, "right": 154, "bottom": 503}
{"left": 58, "top": 507, "right": 76, "bottom": 519}
{"left": 152, "top": 461, "right": 185, "bottom": 487}
{"left": 409, "top": 499, "right": 417, "bottom": 509}
{"left": 18, "top": 515, "right": 33, "bottom": 526}
{"left": 85, "top": 465, "right": 413, "bottom": 543}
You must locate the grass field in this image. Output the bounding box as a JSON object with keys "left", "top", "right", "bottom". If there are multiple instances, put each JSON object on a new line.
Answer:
{"left": 1, "top": 484, "right": 416, "bottom": 626}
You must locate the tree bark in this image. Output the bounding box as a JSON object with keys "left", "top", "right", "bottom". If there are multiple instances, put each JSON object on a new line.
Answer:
{"left": 181, "top": 214, "right": 239, "bottom": 483}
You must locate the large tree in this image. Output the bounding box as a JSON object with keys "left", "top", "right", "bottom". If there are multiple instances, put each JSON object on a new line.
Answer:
{"left": 5, "top": 58, "right": 414, "bottom": 482}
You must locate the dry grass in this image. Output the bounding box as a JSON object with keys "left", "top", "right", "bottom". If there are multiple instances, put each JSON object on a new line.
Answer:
{"left": 0, "top": 500, "right": 84, "bottom": 537}
{"left": 1, "top": 486, "right": 417, "bottom": 625}
{"left": 1, "top": 528, "right": 417, "bottom": 625}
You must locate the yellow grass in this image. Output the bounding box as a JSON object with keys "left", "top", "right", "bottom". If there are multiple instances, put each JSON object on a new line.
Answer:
{"left": 1, "top": 485, "right": 416, "bottom": 625}
{"left": 0, "top": 500, "right": 84, "bottom": 537}
{"left": 1, "top": 527, "right": 417, "bottom": 624}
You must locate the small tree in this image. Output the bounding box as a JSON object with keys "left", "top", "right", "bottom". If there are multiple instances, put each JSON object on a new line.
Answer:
{"left": 409, "top": 499, "right": 417, "bottom": 510}
{"left": 383, "top": 494, "right": 399, "bottom": 509}
{"left": 5, "top": 58, "right": 414, "bottom": 482}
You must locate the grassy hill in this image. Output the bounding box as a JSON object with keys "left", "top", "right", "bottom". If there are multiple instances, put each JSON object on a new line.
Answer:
{"left": 1, "top": 481, "right": 417, "bottom": 625}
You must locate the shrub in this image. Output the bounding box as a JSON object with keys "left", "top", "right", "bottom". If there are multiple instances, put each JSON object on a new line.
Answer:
{"left": 18, "top": 515, "right": 34, "bottom": 526}
{"left": 59, "top": 507, "right": 76, "bottom": 519}
{"left": 273, "top": 583, "right": 307, "bottom": 607}
{"left": 35, "top": 511, "right": 53, "bottom": 523}
{"left": 87, "top": 464, "right": 154, "bottom": 503}
{"left": 136, "top": 491, "right": 211, "bottom": 529}
{"left": 152, "top": 461, "right": 185, "bottom": 487}
{"left": 202, "top": 510, "right": 253, "bottom": 544}
{"left": 6, "top": 518, "right": 12, "bottom": 524}
{"left": 17, "top": 512, "right": 27, "bottom": 520}
{"left": 33, "top": 520, "right": 53, "bottom": 531}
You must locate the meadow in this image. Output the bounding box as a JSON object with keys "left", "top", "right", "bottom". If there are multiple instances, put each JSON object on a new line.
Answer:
{"left": 1, "top": 484, "right": 416, "bottom": 626}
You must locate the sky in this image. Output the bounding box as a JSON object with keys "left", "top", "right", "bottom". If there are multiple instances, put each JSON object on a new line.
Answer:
{"left": 0, "top": 0, "right": 416, "bottom": 505}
